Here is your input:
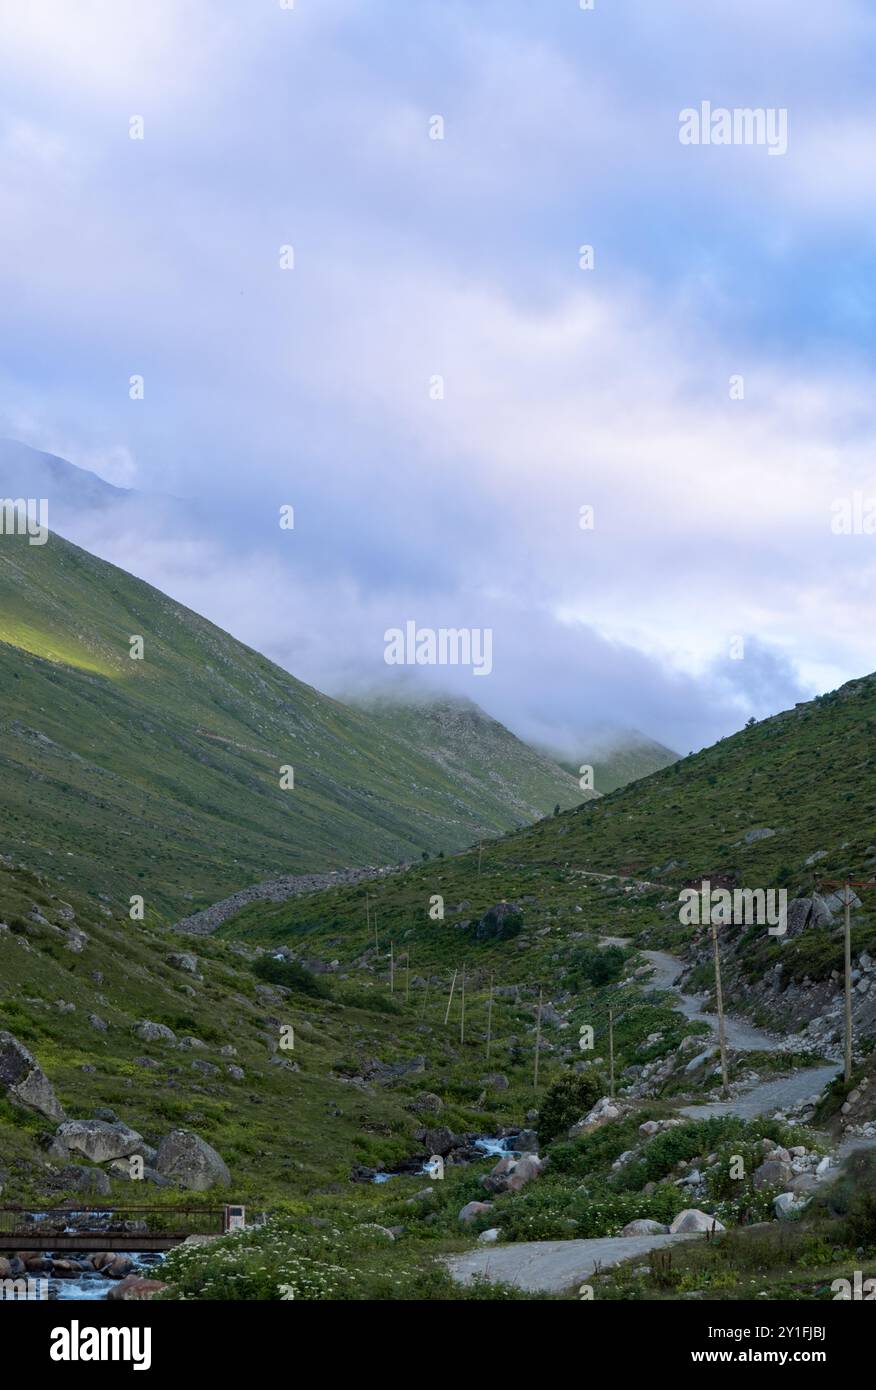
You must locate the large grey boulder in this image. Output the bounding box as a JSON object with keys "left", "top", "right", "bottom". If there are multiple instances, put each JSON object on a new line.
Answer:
{"left": 133, "top": 1021, "right": 176, "bottom": 1044}
{"left": 482, "top": 1153, "right": 544, "bottom": 1195}
{"left": 753, "top": 1159, "right": 794, "bottom": 1191}
{"left": 56, "top": 1165, "right": 111, "bottom": 1196}
{"left": 414, "top": 1127, "right": 456, "bottom": 1157}
{"left": 154, "top": 1129, "right": 230, "bottom": 1190}
{"left": 459, "top": 1201, "right": 494, "bottom": 1225}
{"left": 166, "top": 952, "right": 200, "bottom": 976}
{"left": 56, "top": 1120, "right": 145, "bottom": 1163}
{"left": 0, "top": 1031, "right": 66, "bottom": 1122}
{"left": 669, "top": 1209, "right": 726, "bottom": 1234}
{"left": 514, "top": 1129, "right": 539, "bottom": 1153}
{"left": 774, "top": 1191, "right": 807, "bottom": 1220}
{"left": 621, "top": 1218, "right": 669, "bottom": 1236}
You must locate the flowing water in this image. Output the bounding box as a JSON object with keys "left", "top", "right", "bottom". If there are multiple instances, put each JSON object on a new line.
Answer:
{"left": 48, "top": 1252, "right": 166, "bottom": 1301}
{"left": 371, "top": 1133, "right": 520, "bottom": 1183}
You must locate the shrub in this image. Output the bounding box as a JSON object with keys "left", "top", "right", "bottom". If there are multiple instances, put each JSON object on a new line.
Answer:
{"left": 537, "top": 1069, "right": 604, "bottom": 1145}
{"left": 253, "top": 955, "right": 329, "bottom": 998}
{"left": 569, "top": 944, "right": 625, "bottom": 988}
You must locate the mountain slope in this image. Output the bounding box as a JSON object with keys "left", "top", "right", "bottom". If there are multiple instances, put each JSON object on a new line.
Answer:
{"left": 358, "top": 694, "right": 588, "bottom": 820}
{"left": 549, "top": 729, "right": 678, "bottom": 794}
{"left": 0, "top": 530, "right": 581, "bottom": 916}
{"left": 215, "top": 672, "right": 876, "bottom": 1037}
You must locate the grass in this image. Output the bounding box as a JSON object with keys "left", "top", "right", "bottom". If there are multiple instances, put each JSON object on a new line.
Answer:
{"left": 0, "top": 532, "right": 583, "bottom": 917}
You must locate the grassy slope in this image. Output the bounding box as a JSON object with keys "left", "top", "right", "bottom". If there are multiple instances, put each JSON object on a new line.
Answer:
{"left": 4, "top": 671, "right": 876, "bottom": 1296}
{"left": 358, "top": 695, "right": 587, "bottom": 821}
{"left": 224, "top": 671, "right": 876, "bottom": 988}
{"left": 552, "top": 732, "right": 679, "bottom": 794}
{"left": 0, "top": 531, "right": 581, "bottom": 916}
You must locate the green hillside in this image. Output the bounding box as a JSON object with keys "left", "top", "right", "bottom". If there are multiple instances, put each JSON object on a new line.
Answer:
{"left": 357, "top": 694, "right": 589, "bottom": 821}
{"left": 3, "top": 668, "right": 876, "bottom": 1300}
{"left": 550, "top": 731, "right": 678, "bottom": 794}
{"left": 0, "top": 531, "right": 581, "bottom": 916}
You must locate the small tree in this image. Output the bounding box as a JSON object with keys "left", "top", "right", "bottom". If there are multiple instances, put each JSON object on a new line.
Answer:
{"left": 538, "top": 1069, "right": 605, "bottom": 1145}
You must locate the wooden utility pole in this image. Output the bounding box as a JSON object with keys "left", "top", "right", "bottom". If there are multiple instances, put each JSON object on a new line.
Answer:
{"left": 710, "top": 917, "right": 730, "bottom": 1100}
{"left": 485, "top": 973, "right": 493, "bottom": 1060}
{"left": 844, "top": 883, "right": 853, "bottom": 1085}
{"left": 816, "top": 877, "right": 876, "bottom": 1086}
{"left": 460, "top": 963, "right": 466, "bottom": 1045}
{"left": 443, "top": 968, "right": 458, "bottom": 1025}
{"left": 533, "top": 987, "right": 543, "bottom": 1091}
{"left": 608, "top": 1007, "right": 615, "bottom": 1099}
{"left": 420, "top": 973, "right": 431, "bottom": 1020}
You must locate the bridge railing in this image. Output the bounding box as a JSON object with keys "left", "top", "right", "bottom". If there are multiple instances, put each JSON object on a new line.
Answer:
{"left": 0, "top": 1206, "right": 229, "bottom": 1237}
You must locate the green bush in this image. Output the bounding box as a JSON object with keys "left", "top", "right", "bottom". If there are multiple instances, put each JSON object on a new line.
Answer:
{"left": 537, "top": 1069, "right": 605, "bottom": 1145}
{"left": 569, "top": 944, "right": 626, "bottom": 988}
{"left": 253, "top": 955, "right": 330, "bottom": 998}
{"left": 548, "top": 1116, "right": 643, "bottom": 1177}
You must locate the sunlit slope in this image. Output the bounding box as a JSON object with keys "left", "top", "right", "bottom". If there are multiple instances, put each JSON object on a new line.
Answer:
{"left": 0, "top": 533, "right": 578, "bottom": 915}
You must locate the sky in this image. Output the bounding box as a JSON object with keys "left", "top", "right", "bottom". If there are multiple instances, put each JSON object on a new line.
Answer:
{"left": 1, "top": 0, "right": 875, "bottom": 758}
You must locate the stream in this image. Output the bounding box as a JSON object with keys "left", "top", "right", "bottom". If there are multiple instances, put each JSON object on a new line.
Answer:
{"left": 47, "top": 1252, "right": 166, "bottom": 1301}
{"left": 371, "top": 1133, "right": 520, "bottom": 1183}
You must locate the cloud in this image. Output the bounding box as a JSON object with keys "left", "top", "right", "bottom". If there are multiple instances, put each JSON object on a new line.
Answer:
{"left": 1, "top": 0, "right": 875, "bottom": 758}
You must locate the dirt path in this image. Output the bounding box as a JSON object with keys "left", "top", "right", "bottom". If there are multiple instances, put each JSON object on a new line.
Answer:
{"left": 444, "top": 1233, "right": 699, "bottom": 1294}
{"left": 640, "top": 947, "right": 840, "bottom": 1117}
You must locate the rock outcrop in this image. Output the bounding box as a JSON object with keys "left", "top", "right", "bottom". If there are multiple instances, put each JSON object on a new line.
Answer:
{"left": 154, "top": 1129, "right": 230, "bottom": 1190}
{"left": 0, "top": 1031, "right": 65, "bottom": 1122}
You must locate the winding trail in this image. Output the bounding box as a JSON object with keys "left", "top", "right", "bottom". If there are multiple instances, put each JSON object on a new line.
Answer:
{"left": 446, "top": 942, "right": 842, "bottom": 1294}
{"left": 640, "top": 948, "right": 840, "bottom": 1119}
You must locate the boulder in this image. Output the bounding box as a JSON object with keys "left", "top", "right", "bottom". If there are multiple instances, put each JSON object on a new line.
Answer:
{"left": 154, "top": 1129, "right": 230, "bottom": 1190}
{"left": 479, "top": 1073, "right": 509, "bottom": 1091}
{"left": 56, "top": 1165, "right": 111, "bottom": 1196}
{"left": 56, "top": 1119, "right": 144, "bottom": 1163}
{"left": 408, "top": 1092, "right": 443, "bottom": 1115}
{"left": 621, "top": 1218, "right": 669, "bottom": 1236}
{"left": 458, "top": 1201, "right": 494, "bottom": 1225}
{"left": 478, "top": 1228, "right": 500, "bottom": 1244}
{"left": 133, "top": 1021, "right": 176, "bottom": 1044}
{"left": 753, "top": 1159, "right": 794, "bottom": 1191}
{"left": 414, "top": 1127, "right": 456, "bottom": 1157}
{"left": 473, "top": 903, "right": 523, "bottom": 942}
{"left": 568, "top": 1095, "right": 623, "bottom": 1138}
{"left": 774, "top": 1192, "right": 807, "bottom": 1220}
{"left": 483, "top": 1153, "right": 544, "bottom": 1195}
{"left": 743, "top": 827, "right": 776, "bottom": 844}
{"left": 514, "top": 1129, "right": 539, "bottom": 1154}
{"left": 685, "top": 1048, "right": 718, "bottom": 1074}
{"left": 0, "top": 1031, "right": 66, "bottom": 1122}
{"left": 166, "top": 952, "right": 200, "bottom": 976}
{"left": 106, "top": 1276, "right": 169, "bottom": 1301}
{"left": 669, "top": 1209, "right": 726, "bottom": 1234}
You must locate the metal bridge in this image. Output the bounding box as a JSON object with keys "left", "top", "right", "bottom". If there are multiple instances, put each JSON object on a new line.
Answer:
{"left": 0, "top": 1204, "right": 245, "bottom": 1252}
